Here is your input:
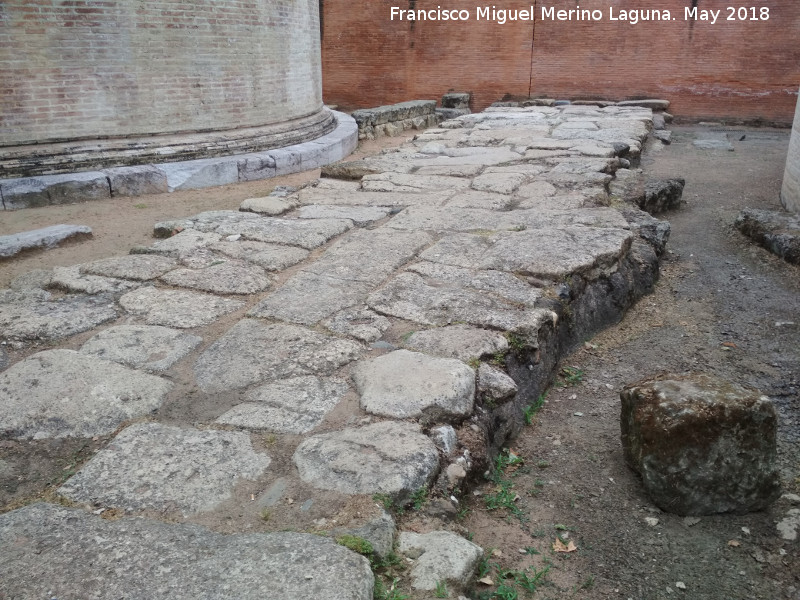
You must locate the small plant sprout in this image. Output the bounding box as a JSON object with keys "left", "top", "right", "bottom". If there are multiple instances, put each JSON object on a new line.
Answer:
{"left": 434, "top": 580, "right": 449, "bottom": 597}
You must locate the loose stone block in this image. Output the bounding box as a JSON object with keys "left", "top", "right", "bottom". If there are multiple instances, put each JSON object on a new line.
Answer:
{"left": 735, "top": 208, "right": 800, "bottom": 265}
{"left": 637, "top": 178, "right": 685, "bottom": 214}
{"left": 216, "top": 375, "right": 349, "bottom": 434}
{"left": 397, "top": 531, "right": 483, "bottom": 591}
{"left": 352, "top": 349, "right": 475, "bottom": 420}
{"left": 0, "top": 504, "right": 373, "bottom": 600}
{"left": 80, "top": 325, "right": 202, "bottom": 372}
{"left": 194, "top": 319, "right": 363, "bottom": 392}
{"left": 119, "top": 286, "right": 244, "bottom": 328}
{"left": 0, "top": 349, "right": 172, "bottom": 439}
{"left": 477, "top": 363, "right": 518, "bottom": 403}
{"left": 58, "top": 423, "right": 271, "bottom": 515}
{"left": 293, "top": 421, "right": 439, "bottom": 503}
{"left": 0, "top": 224, "right": 92, "bottom": 259}
{"left": 621, "top": 373, "right": 781, "bottom": 515}
{"left": 239, "top": 196, "right": 295, "bottom": 215}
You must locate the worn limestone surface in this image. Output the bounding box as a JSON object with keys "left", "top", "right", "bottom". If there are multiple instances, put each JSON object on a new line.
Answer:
{"left": 352, "top": 349, "right": 475, "bottom": 420}
{"left": 0, "top": 349, "right": 171, "bottom": 439}
{"left": 397, "top": 531, "right": 484, "bottom": 590}
{"left": 293, "top": 421, "right": 440, "bottom": 502}
{"left": 216, "top": 375, "right": 349, "bottom": 433}
{"left": 0, "top": 288, "right": 117, "bottom": 343}
{"left": 0, "top": 504, "right": 373, "bottom": 600}
{"left": 0, "top": 105, "right": 668, "bottom": 595}
{"left": 59, "top": 423, "right": 271, "bottom": 516}
{"left": 80, "top": 324, "right": 202, "bottom": 372}
{"left": 621, "top": 372, "right": 781, "bottom": 515}
{"left": 0, "top": 224, "right": 92, "bottom": 259}
{"left": 194, "top": 319, "right": 362, "bottom": 392}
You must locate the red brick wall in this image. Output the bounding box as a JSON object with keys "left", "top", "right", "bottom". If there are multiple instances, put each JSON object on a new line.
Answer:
{"left": 1, "top": 0, "right": 323, "bottom": 146}
{"left": 322, "top": 0, "right": 800, "bottom": 123}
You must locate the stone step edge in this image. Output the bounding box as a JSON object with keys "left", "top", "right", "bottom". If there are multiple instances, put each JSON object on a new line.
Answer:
{"left": 0, "top": 112, "right": 358, "bottom": 210}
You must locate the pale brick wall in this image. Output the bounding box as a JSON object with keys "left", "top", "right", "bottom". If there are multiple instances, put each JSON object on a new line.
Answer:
{"left": 0, "top": 0, "right": 323, "bottom": 146}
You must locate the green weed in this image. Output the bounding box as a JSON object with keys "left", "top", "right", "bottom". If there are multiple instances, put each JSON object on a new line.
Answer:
{"left": 336, "top": 535, "right": 373, "bottom": 556}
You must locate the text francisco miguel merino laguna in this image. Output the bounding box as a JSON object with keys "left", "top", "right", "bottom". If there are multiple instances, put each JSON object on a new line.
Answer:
{"left": 390, "top": 5, "right": 766, "bottom": 25}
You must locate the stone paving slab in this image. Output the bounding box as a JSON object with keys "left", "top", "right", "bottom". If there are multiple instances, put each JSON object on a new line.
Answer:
{"left": 0, "top": 349, "right": 172, "bottom": 439}
{"left": 160, "top": 259, "right": 273, "bottom": 295}
{"left": 293, "top": 421, "right": 439, "bottom": 502}
{"left": 0, "top": 288, "right": 117, "bottom": 343}
{"left": 208, "top": 240, "right": 309, "bottom": 271}
{"left": 215, "top": 216, "right": 352, "bottom": 249}
{"left": 353, "top": 349, "right": 475, "bottom": 420}
{"left": 80, "top": 254, "right": 178, "bottom": 281}
{"left": 194, "top": 319, "right": 363, "bottom": 392}
{"left": 119, "top": 286, "right": 244, "bottom": 328}
{"left": 216, "top": 375, "right": 350, "bottom": 434}
{"left": 0, "top": 224, "right": 92, "bottom": 259}
{"left": 58, "top": 423, "right": 271, "bottom": 515}
{"left": 0, "top": 504, "right": 373, "bottom": 600}
{"left": 80, "top": 324, "right": 202, "bottom": 372}
{"left": 50, "top": 265, "right": 142, "bottom": 295}
{"left": 403, "top": 324, "right": 509, "bottom": 362}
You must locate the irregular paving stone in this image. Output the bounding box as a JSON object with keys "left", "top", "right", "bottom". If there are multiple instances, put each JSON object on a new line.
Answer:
{"left": 735, "top": 208, "right": 800, "bottom": 265}
{"left": 332, "top": 509, "right": 396, "bottom": 558}
{"left": 430, "top": 425, "right": 458, "bottom": 456}
{"left": 323, "top": 307, "right": 391, "bottom": 342}
{"left": 361, "top": 172, "right": 470, "bottom": 193}
{"left": 131, "top": 229, "right": 222, "bottom": 257}
{"left": 58, "top": 423, "right": 271, "bottom": 516}
{"left": 194, "top": 319, "right": 363, "bottom": 392}
{"left": 777, "top": 509, "right": 800, "bottom": 541}
{"left": 404, "top": 324, "right": 509, "bottom": 362}
{"left": 0, "top": 349, "right": 172, "bottom": 439}
{"left": 621, "top": 372, "right": 781, "bottom": 515}
{"left": 352, "top": 350, "right": 475, "bottom": 420}
{"left": 8, "top": 268, "right": 53, "bottom": 290}
{"left": 414, "top": 164, "right": 483, "bottom": 177}
{"left": 0, "top": 289, "right": 117, "bottom": 343}
{"left": 0, "top": 504, "right": 373, "bottom": 600}
{"left": 161, "top": 259, "right": 273, "bottom": 295}
{"left": 621, "top": 207, "right": 672, "bottom": 256}
{"left": 215, "top": 217, "right": 352, "bottom": 249}
{"left": 693, "top": 133, "right": 734, "bottom": 151}
{"left": 368, "top": 271, "right": 554, "bottom": 333}
{"left": 444, "top": 189, "right": 515, "bottom": 210}
{"left": 477, "top": 363, "right": 518, "bottom": 403}
{"left": 154, "top": 210, "right": 260, "bottom": 237}
{"left": 420, "top": 228, "right": 633, "bottom": 279}
{"left": 0, "top": 224, "right": 92, "bottom": 259}
{"left": 320, "top": 159, "right": 385, "bottom": 180}
{"left": 49, "top": 265, "right": 141, "bottom": 294}
{"left": 209, "top": 240, "right": 309, "bottom": 271}
{"left": 298, "top": 185, "right": 455, "bottom": 208}
{"left": 250, "top": 229, "right": 432, "bottom": 324}
{"left": 80, "top": 254, "right": 178, "bottom": 281}
{"left": 295, "top": 204, "right": 392, "bottom": 226}
{"left": 80, "top": 324, "right": 202, "bottom": 372}
{"left": 293, "top": 421, "right": 439, "bottom": 502}
{"left": 471, "top": 172, "right": 527, "bottom": 195}
{"left": 397, "top": 531, "right": 483, "bottom": 591}
{"left": 239, "top": 196, "right": 296, "bottom": 215}
{"left": 216, "top": 376, "right": 349, "bottom": 434}
{"left": 119, "top": 286, "right": 244, "bottom": 328}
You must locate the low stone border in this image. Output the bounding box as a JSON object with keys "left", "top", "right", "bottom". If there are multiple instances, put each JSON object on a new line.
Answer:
{"left": 0, "top": 112, "right": 357, "bottom": 210}
{"left": 352, "top": 100, "right": 441, "bottom": 140}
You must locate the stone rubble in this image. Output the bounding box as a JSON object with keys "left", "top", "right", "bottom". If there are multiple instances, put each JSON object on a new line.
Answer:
{"left": 0, "top": 104, "right": 670, "bottom": 597}
{"left": 0, "top": 224, "right": 92, "bottom": 259}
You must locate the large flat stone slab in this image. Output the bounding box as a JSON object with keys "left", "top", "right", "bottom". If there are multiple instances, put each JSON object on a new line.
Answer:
{"left": 404, "top": 324, "right": 509, "bottom": 362}
{"left": 131, "top": 229, "right": 222, "bottom": 257}
{"left": 209, "top": 240, "right": 309, "bottom": 271}
{"left": 0, "top": 224, "right": 92, "bottom": 259}
{"left": 295, "top": 204, "right": 392, "bottom": 226}
{"left": 0, "top": 289, "right": 117, "bottom": 343}
{"left": 154, "top": 210, "right": 261, "bottom": 237}
{"left": 119, "top": 287, "right": 244, "bottom": 328}
{"left": 58, "top": 423, "right": 271, "bottom": 516}
{"left": 216, "top": 376, "right": 349, "bottom": 434}
{"left": 80, "top": 324, "right": 202, "bottom": 372}
{"left": 49, "top": 265, "right": 142, "bottom": 295}
{"left": 352, "top": 349, "right": 475, "bottom": 420}
{"left": 293, "top": 421, "right": 439, "bottom": 503}
{"left": 0, "top": 504, "right": 373, "bottom": 600}
{"left": 0, "top": 349, "right": 172, "bottom": 439}
{"left": 420, "top": 227, "right": 633, "bottom": 279}
{"left": 160, "top": 259, "right": 273, "bottom": 295}
{"left": 194, "top": 319, "right": 363, "bottom": 392}
{"left": 215, "top": 217, "right": 352, "bottom": 249}
{"left": 80, "top": 255, "right": 178, "bottom": 281}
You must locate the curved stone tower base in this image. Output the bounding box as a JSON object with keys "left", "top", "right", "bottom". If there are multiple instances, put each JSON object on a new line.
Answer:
{"left": 782, "top": 88, "right": 800, "bottom": 213}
